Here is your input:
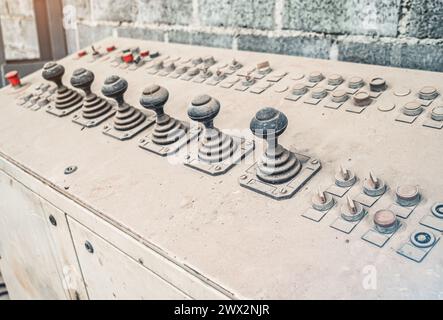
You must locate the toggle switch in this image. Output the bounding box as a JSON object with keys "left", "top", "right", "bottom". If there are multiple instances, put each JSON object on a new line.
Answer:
{"left": 312, "top": 189, "right": 334, "bottom": 211}
{"left": 229, "top": 59, "right": 242, "bottom": 70}
{"left": 341, "top": 196, "right": 365, "bottom": 222}
{"left": 122, "top": 52, "right": 134, "bottom": 63}
{"left": 395, "top": 185, "right": 420, "bottom": 207}
{"left": 363, "top": 172, "right": 386, "bottom": 196}
{"left": 374, "top": 209, "right": 398, "bottom": 234}
{"left": 335, "top": 166, "right": 356, "bottom": 187}
{"left": 70, "top": 68, "right": 115, "bottom": 127}
{"left": 311, "top": 87, "right": 327, "bottom": 99}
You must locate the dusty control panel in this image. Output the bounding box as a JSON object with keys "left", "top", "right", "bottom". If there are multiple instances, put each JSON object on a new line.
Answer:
{"left": 1, "top": 37, "right": 443, "bottom": 299}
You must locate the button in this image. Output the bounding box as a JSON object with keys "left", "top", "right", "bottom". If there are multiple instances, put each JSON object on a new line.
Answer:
{"left": 291, "top": 83, "right": 307, "bottom": 95}
{"left": 242, "top": 75, "right": 255, "bottom": 86}
{"left": 163, "top": 62, "right": 176, "bottom": 72}
{"left": 256, "top": 61, "right": 271, "bottom": 74}
{"left": 431, "top": 202, "right": 443, "bottom": 219}
{"left": 106, "top": 45, "right": 116, "bottom": 52}
{"left": 374, "top": 210, "right": 398, "bottom": 234}
{"left": 369, "top": 77, "right": 386, "bottom": 92}
{"left": 377, "top": 103, "right": 395, "bottom": 112}
{"left": 353, "top": 91, "right": 371, "bottom": 106}
{"left": 77, "top": 50, "right": 87, "bottom": 58}
{"left": 418, "top": 86, "right": 438, "bottom": 100}
{"left": 229, "top": 59, "right": 242, "bottom": 70}
{"left": 331, "top": 90, "right": 348, "bottom": 103}
{"left": 175, "top": 66, "right": 188, "bottom": 75}
{"left": 363, "top": 172, "right": 386, "bottom": 196}
{"left": 311, "top": 189, "right": 334, "bottom": 211}
{"left": 348, "top": 76, "right": 364, "bottom": 89}
{"left": 328, "top": 74, "right": 344, "bottom": 86}
{"left": 402, "top": 101, "right": 423, "bottom": 116}
{"left": 396, "top": 185, "right": 420, "bottom": 207}
{"left": 203, "top": 56, "right": 216, "bottom": 66}
{"left": 140, "top": 50, "right": 150, "bottom": 58}
{"left": 308, "top": 71, "right": 324, "bottom": 83}
{"left": 335, "top": 166, "right": 356, "bottom": 187}
{"left": 341, "top": 196, "right": 365, "bottom": 222}
{"left": 431, "top": 106, "right": 443, "bottom": 121}
{"left": 122, "top": 52, "right": 134, "bottom": 63}
{"left": 186, "top": 67, "right": 199, "bottom": 76}
{"left": 394, "top": 87, "right": 411, "bottom": 97}
{"left": 192, "top": 57, "right": 203, "bottom": 65}
{"left": 410, "top": 231, "right": 436, "bottom": 248}
{"left": 311, "top": 87, "right": 327, "bottom": 99}
{"left": 5, "top": 70, "right": 21, "bottom": 87}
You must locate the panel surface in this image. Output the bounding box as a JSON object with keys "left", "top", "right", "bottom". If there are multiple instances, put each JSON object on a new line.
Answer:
{"left": 0, "top": 37, "right": 442, "bottom": 299}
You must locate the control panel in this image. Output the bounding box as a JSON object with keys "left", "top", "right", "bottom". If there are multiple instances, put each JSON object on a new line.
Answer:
{"left": 0, "top": 37, "right": 442, "bottom": 299}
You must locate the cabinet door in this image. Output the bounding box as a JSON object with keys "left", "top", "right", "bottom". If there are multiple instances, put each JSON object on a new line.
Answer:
{"left": 68, "top": 217, "right": 191, "bottom": 300}
{"left": 0, "top": 171, "right": 86, "bottom": 299}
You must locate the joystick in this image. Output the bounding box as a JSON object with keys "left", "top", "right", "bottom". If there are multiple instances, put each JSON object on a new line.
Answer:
{"left": 138, "top": 85, "right": 198, "bottom": 156}
{"left": 42, "top": 62, "right": 83, "bottom": 116}
{"left": 101, "top": 76, "right": 154, "bottom": 140}
{"left": 70, "top": 68, "right": 115, "bottom": 127}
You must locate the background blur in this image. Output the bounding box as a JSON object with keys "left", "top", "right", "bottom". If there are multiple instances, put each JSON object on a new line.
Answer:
{"left": 1, "top": 0, "right": 442, "bottom": 86}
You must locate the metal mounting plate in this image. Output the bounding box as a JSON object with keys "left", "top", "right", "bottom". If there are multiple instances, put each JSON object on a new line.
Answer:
{"left": 362, "top": 222, "right": 401, "bottom": 248}
{"left": 420, "top": 215, "right": 443, "bottom": 232}
{"left": 72, "top": 108, "right": 116, "bottom": 128}
{"left": 302, "top": 204, "right": 335, "bottom": 223}
{"left": 238, "top": 153, "right": 322, "bottom": 200}
{"left": 46, "top": 101, "right": 83, "bottom": 117}
{"left": 185, "top": 136, "right": 254, "bottom": 175}
{"left": 330, "top": 211, "right": 367, "bottom": 234}
{"left": 102, "top": 114, "right": 156, "bottom": 141}
{"left": 139, "top": 123, "right": 201, "bottom": 157}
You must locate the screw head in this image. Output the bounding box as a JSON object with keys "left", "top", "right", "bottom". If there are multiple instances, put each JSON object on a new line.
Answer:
{"left": 64, "top": 166, "right": 78, "bottom": 175}
{"left": 85, "top": 241, "right": 94, "bottom": 254}
{"left": 49, "top": 214, "right": 57, "bottom": 226}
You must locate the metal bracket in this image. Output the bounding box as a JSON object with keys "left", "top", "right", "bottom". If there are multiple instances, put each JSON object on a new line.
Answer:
{"left": 239, "top": 154, "right": 321, "bottom": 200}
{"left": 72, "top": 108, "right": 116, "bottom": 128}
{"left": 139, "top": 123, "right": 201, "bottom": 157}
{"left": 46, "top": 101, "right": 83, "bottom": 117}
{"left": 185, "top": 136, "right": 254, "bottom": 175}
{"left": 102, "top": 114, "right": 155, "bottom": 141}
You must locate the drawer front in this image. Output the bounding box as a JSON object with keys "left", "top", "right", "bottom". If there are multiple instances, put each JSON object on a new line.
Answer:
{"left": 68, "top": 217, "right": 191, "bottom": 300}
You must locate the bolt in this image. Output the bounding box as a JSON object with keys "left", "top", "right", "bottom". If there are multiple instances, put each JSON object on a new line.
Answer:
{"left": 240, "top": 174, "right": 248, "bottom": 180}
{"left": 64, "top": 166, "right": 77, "bottom": 175}
{"left": 84, "top": 241, "right": 94, "bottom": 254}
{"left": 49, "top": 214, "right": 57, "bottom": 226}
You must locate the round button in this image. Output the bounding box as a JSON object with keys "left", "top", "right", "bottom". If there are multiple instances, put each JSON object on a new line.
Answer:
{"left": 410, "top": 231, "right": 435, "bottom": 248}
{"left": 311, "top": 87, "right": 327, "bottom": 99}
{"left": 308, "top": 71, "right": 324, "bottom": 83}
{"left": 374, "top": 210, "right": 398, "bottom": 234}
{"left": 291, "top": 73, "right": 304, "bottom": 80}
{"left": 175, "top": 66, "right": 188, "bottom": 75}
{"left": 431, "top": 106, "right": 443, "bottom": 121}
{"left": 377, "top": 103, "right": 395, "bottom": 112}
{"left": 331, "top": 90, "right": 348, "bottom": 103}
{"left": 396, "top": 185, "right": 420, "bottom": 207}
{"left": 348, "top": 76, "right": 364, "bottom": 89}
{"left": 418, "top": 86, "right": 438, "bottom": 100}
{"left": 328, "top": 74, "right": 343, "bottom": 86}
{"left": 187, "top": 67, "right": 199, "bottom": 76}
{"left": 402, "top": 101, "right": 423, "bottom": 116}
{"left": 394, "top": 87, "right": 411, "bottom": 97}
{"left": 353, "top": 91, "right": 371, "bottom": 106}
{"left": 292, "top": 83, "right": 307, "bottom": 95}
{"left": 369, "top": 77, "right": 386, "bottom": 92}
{"left": 274, "top": 85, "right": 288, "bottom": 93}
{"left": 431, "top": 203, "right": 443, "bottom": 219}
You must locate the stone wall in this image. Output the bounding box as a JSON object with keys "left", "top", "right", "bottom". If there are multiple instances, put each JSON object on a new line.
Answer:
{"left": 1, "top": 0, "right": 443, "bottom": 72}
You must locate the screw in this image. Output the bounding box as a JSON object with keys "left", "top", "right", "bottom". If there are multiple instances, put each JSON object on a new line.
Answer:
{"left": 85, "top": 241, "right": 94, "bottom": 254}
{"left": 240, "top": 174, "right": 248, "bottom": 180}
{"left": 49, "top": 214, "right": 57, "bottom": 226}
{"left": 215, "top": 165, "right": 222, "bottom": 171}
{"left": 311, "top": 159, "right": 319, "bottom": 165}
{"left": 64, "top": 166, "right": 77, "bottom": 175}
{"left": 280, "top": 188, "right": 288, "bottom": 194}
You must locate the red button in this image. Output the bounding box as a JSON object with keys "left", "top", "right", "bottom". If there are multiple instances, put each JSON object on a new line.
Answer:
{"left": 106, "top": 45, "right": 116, "bottom": 53}
{"left": 78, "top": 50, "right": 87, "bottom": 58}
{"left": 140, "top": 50, "right": 150, "bottom": 58}
{"left": 122, "top": 52, "right": 134, "bottom": 63}
{"left": 5, "top": 70, "right": 21, "bottom": 87}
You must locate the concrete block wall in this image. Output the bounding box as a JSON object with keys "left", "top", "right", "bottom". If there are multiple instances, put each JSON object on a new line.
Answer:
{"left": 1, "top": 0, "right": 442, "bottom": 72}
{"left": 0, "top": 0, "right": 40, "bottom": 60}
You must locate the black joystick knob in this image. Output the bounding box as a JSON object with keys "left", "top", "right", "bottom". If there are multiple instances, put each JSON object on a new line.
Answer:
{"left": 250, "top": 107, "right": 288, "bottom": 140}
{"left": 188, "top": 94, "right": 220, "bottom": 129}
{"left": 42, "top": 62, "right": 66, "bottom": 88}
{"left": 101, "top": 75, "right": 146, "bottom": 131}
{"left": 139, "top": 84, "right": 186, "bottom": 146}
{"left": 71, "top": 68, "right": 94, "bottom": 95}
{"left": 250, "top": 107, "right": 301, "bottom": 184}
{"left": 188, "top": 95, "right": 237, "bottom": 163}
{"left": 139, "top": 84, "right": 169, "bottom": 116}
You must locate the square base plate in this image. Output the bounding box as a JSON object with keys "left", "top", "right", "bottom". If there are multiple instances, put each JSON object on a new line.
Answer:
{"left": 330, "top": 211, "right": 367, "bottom": 234}
{"left": 362, "top": 222, "right": 400, "bottom": 248}
{"left": 302, "top": 204, "right": 335, "bottom": 222}
{"left": 388, "top": 203, "right": 418, "bottom": 219}
{"left": 46, "top": 101, "right": 83, "bottom": 117}
{"left": 185, "top": 136, "right": 254, "bottom": 176}
{"left": 139, "top": 123, "right": 201, "bottom": 157}
{"left": 72, "top": 108, "right": 116, "bottom": 128}
{"left": 397, "top": 231, "right": 440, "bottom": 263}
{"left": 420, "top": 215, "right": 443, "bottom": 232}
{"left": 239, "top": 153, "right": 322, "bottom": 200}
{"left": 102, "top": 115, "right": 155, "bottom": 141}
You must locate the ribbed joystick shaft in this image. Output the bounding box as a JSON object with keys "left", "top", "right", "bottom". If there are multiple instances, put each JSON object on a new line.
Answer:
{"left": 250, "top": 107, "right": 301, "bottom": 184}
{"left": 188, "top": 95, "right": 237, "bottom": 163}
{"left": 139, "top": 84, "right": 186, "bottom": 145}
{"left": 71, "top": 68, "right": 113, "bottom": 119}
{"left": 42, "top": 62, "right": 82, "bottom": 110}
{"left": 102, "top": 76, "right": 146, "bottom": 131}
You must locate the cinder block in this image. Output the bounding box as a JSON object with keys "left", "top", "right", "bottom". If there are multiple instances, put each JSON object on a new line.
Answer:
{"left": 282, "top": 0, "right": 401, "bottom": 37}
{"left": 91, "top": 0, "right": 137, "bottom": 22}
{"left": 117, "top": 26, "right": 164, "bottom": 42}
{"left": 62, "top": 0, "right": 91, "bottom": 20}
{"left": 136, "top": 0, "right": 193, "bottom": 25}
{"left": 198, "top": 0, "right": 275, "bottom": 30}
{"left": 406, "top": 0, "right": 443, "bottom": 38}
{"left": 237, "top": 34, "right": 332, "bottom": 59}
{"left": 0, "top": 16, "right": 39, "bottom": 60}
{"left": 168, "top": 30, "right": 233, "bottom": 49}
{"left": 77, "top": 23, "right": 115, "bottom": 49}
